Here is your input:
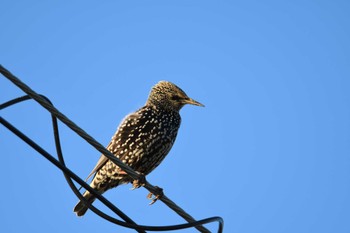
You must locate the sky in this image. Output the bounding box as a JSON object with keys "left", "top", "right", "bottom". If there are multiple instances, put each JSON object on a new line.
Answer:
{"left": 1, "top": 1, "right": 350, "bottom": 233}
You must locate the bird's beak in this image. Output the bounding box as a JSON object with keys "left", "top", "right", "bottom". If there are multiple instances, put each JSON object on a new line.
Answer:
{"left": 184, "top": 97, "right": 205, "bottom": 107}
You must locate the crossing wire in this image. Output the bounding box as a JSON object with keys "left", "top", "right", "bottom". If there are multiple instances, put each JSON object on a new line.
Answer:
{"left": 0, "top": 65, "right": 224, "bottom": 233}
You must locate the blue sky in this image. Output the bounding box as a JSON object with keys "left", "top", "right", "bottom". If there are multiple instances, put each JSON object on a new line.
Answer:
{"left": 1, "top": 1, "right": 350, "bottom": 233}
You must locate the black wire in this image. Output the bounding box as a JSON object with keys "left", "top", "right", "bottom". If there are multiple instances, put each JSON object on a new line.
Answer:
{"left": 0, "top": 102, "right": 224, "bottom": 232}
{"left": 1, "top": 96, "right": 224, "bottom": 232}
{"left": 0, "top": 115, "right": 224, "bottom": 232}
{"left": 0, "top": 65, "right": 216, "bottom": 233}
{"left": 0, "top": 95, "right": 32, "bottom": 110}
{"left": 0, "top": 65, "right": 224, "bottom": 232}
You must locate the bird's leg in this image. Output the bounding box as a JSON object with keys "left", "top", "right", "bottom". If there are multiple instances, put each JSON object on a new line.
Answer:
{"left": 118, "top": 170, "right": 127, "bottom": 175}
{"left": 130, "top": 172, "right": 146, "bottom": 190}
{"left": 147, "top": 186, "right": 164, "bottom": 205}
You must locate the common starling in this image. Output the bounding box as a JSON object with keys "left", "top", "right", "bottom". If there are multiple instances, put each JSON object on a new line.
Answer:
{"left": 73, "top": 81, "right": 204, "bottom": 216}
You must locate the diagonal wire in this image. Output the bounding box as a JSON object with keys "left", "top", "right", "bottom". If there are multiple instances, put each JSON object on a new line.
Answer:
{"left": 0, "top": 116, "right": 223, "bottom": 232}
{"left": 0, "top": 64, "right": 223, "bottom": 233}
{"left": 0, "top": 95, "right": 221, "bottom": 233}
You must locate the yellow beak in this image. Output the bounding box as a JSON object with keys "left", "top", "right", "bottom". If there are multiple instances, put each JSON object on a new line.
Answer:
{"left": 184, "top": 97, "right": 205, "bottom": 107}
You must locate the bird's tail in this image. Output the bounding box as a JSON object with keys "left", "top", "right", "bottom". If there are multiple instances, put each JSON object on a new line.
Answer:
{"left": 73, "top": 191, "right": 96, "bottom": 217}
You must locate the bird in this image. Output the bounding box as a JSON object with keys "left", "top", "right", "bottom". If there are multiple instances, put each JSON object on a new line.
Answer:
{"left": 73, "top": 81, "right": 204, "bottom": 216}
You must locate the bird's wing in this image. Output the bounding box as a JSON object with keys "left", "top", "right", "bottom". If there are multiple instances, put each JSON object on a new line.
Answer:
{"left": 84, "top": 111, "right": 142, "bottom": 181}
{"left": 84, "top": 150, "right": 110, "bottom": 181}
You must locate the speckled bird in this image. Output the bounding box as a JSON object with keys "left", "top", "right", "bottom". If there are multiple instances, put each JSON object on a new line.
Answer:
{"left": 73, "top": 81, "right": 204, "bottom": 216}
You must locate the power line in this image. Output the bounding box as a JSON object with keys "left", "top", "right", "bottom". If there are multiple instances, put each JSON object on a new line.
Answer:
{"left": 0, "top": 65, "right": 224, "bottom": 233}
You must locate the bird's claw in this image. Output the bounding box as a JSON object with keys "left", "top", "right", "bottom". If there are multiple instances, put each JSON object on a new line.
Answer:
{"left": 147, "top": 186, "right": 163, "bottom": 205}
{"left": 129, "top": 174, "right": 163, "bottom": 205}
{"left": 130, "top": 173, "right": 146, "bottom": 190}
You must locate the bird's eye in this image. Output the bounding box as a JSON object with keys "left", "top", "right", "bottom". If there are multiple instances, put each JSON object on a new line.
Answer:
{"left": 171, "top": 95, "right": 181, "bottom": 101}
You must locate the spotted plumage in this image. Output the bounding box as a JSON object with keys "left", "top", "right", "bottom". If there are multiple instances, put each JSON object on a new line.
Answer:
{"left": 73, "top": 81, "right": 204, "bottom": 216}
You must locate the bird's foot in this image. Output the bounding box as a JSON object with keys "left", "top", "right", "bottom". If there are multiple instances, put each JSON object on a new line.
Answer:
{"left": 147, "top": 186, "right": 163, "bottom": 205}
{"left": 130, "top": 172, "right": 146, "bottom": 190}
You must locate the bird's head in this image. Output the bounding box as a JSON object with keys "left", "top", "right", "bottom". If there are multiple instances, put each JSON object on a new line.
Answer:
{"left": 147, "top": 81, "right": 204, "bottom": 111}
